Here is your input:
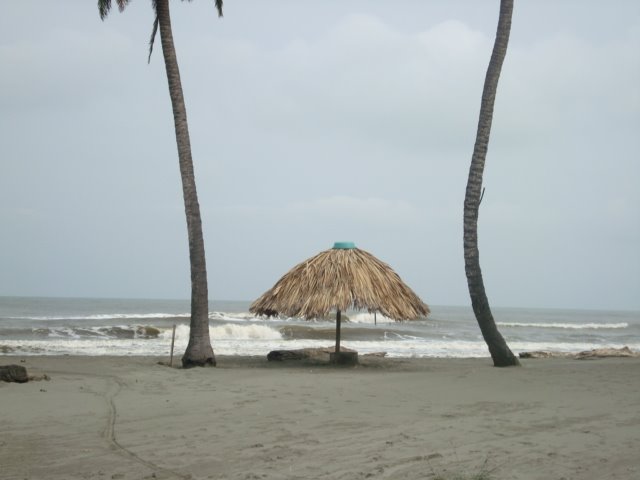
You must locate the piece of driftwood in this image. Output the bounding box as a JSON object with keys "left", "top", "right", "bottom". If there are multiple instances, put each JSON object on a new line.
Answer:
{"left": 267, "top": 346, "right": 356, "bottom": 362}
{"left": 519, "top": 351, "right": 573, "bottom": 359}
{"left": 267, "top": 350, "right": 307, "bottom": 361}
{"left": 519, "top": 346, "right": 639, "bottom": 359}
{"left": 0, "top": 365, "right": 29, "bottom": 383}
{"left": 575, "top": 346, "right": 639, "bottom": 359}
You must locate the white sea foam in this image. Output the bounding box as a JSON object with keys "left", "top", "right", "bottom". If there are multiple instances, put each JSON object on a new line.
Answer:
{"left": 209, "top": 311, "right": 259, "bottom": 322}
{"left": 497, "top": 322, "right": 628, "bottom": 330}
{"left": 348, "top": 312, "right": 396, "bottom": 324}
{"left": 3, "top": 301, "right": 639, "bottom": 358}
{"left": 4, "top": 332, "right": 639, "bottom": 359}
{"left": 160, "top": 323, "right": 282, "bottom": 342}
{"left": 383, "top": 331, "right": 424, "bottom": 341}
{"left": 47, "top": 327, "right": 78, "bottom": 338}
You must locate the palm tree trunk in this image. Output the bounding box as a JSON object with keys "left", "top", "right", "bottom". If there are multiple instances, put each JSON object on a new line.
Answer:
{"left": 156, "top": 0, "right": 215, "bottom": 367}
{"left": 463, "top": 0, "right": 520, "bottom": 367}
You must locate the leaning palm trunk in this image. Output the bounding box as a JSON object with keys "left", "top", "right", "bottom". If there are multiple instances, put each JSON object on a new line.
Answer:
{"left": 463, "top": 0, "right": 520, "bottom": 367}
{"left": 156, "top": 0, "right": 215, "bottom": 367}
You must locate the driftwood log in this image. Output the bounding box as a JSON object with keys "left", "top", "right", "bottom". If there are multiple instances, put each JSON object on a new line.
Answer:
{"left": 267, "top": 350, "right": 308, "bottom": 361}
{"left": 0, "top": 365, "right": 29, "bottom": 383}
{"left": 267, "top": 347, "right": 357, "bottom": 362}
{"left": 519, "top": 346, "right": 639, "bottom": 360}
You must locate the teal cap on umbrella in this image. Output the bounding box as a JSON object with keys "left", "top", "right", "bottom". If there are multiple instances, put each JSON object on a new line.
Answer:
{"left": 333, "top": 241, "right": 356, "bottom": 249}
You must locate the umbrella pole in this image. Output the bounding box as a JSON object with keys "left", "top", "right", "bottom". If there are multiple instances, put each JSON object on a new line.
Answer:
{"left": 335, "top": 309, "right": 342, "bottom": 353}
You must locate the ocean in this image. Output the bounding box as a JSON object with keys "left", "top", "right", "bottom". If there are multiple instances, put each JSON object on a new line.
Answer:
{"left": 1, "top": 296, "right": 638, "bottom": 358}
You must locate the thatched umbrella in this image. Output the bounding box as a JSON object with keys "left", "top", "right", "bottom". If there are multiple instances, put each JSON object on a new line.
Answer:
{"left": 250, "top": 242, "right": 430, "bottom": 357}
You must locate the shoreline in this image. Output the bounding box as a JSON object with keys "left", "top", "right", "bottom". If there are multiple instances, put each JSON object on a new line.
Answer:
{"left": 2, "top": 355, "right": 639, "bottom": 479}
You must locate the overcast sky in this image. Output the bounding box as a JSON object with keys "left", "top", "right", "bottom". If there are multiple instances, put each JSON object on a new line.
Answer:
{"left": 1, "top": 1, "right": 638, "bottom": 310}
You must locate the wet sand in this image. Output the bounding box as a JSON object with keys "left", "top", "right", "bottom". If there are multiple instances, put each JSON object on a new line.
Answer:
{"left": 1, "top": 355, "right": 639, "bottom": 479}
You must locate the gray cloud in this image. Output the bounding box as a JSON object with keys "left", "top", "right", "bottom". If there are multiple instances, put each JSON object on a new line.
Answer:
{"left": 1, "top": 1, "right": 638, "bottom": 310}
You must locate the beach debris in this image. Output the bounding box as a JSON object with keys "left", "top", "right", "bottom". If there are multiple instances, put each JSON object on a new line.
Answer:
{"left": 519, "top": 346, "right": 639, "bottom": 359}
{"left": 519, "top": 351, "right": 573, "bottom": 359}
{"left": 266, "top": 348, "right": 386, "bottom": 365}
{"left": 575, "top": 346, "right": 639, "bottom": 359}
{"left": 0, "top": 364, "right": 51, "bottom": 383}
{"left": 267, "top": 350, "right": 307, "bottom": 361}
{"left": 267, "top": 346, "right": 356, "bottom": 362}
{"left": 0, "top": 364, "right": 29, "bottom": 383}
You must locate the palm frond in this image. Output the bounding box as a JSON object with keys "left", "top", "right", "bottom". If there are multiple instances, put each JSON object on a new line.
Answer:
{"left": 147, "top": 15, "right": 159, "bottom": 63}
{"left": 98, "top": 0, "right": 130, "bottom": 20}
{"left": 98, "top": 0, "right": 112, "bottom": 20}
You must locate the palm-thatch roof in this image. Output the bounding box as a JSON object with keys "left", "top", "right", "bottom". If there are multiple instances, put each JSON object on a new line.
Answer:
{"left": 250, "top": 244, "right": 430, "bottom": 321}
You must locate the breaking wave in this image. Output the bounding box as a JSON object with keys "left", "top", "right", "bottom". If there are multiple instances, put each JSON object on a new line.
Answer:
{"left": 497, "top": 322, "right": 628, "bottom": 330}
{"left": 166, "top": 324, "right": 282, "bottom": 342}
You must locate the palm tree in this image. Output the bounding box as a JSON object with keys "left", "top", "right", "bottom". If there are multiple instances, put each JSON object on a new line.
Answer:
{"left": 99, "top": 0, "right": 222, "bottom": 367}
{"left": 463, "top": 0, "right": 520, "bottom": 367}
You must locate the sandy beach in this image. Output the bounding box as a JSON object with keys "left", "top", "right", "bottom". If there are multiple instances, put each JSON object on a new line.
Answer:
{"left": 1, "top": 355, "right": 639, "bottom": 480}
